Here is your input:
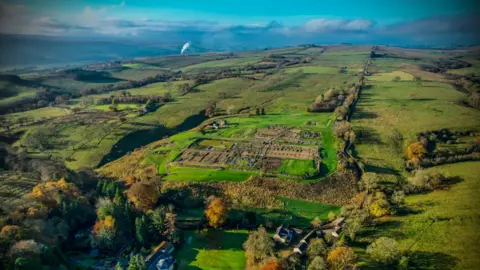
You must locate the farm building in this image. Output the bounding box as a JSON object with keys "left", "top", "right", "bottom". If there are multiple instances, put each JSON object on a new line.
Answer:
{"left": 273, "top": 225, "right": 297, "bottom": 244}
{"left": 293, "top": 239, "right": 308, "bottom": 255}
{"left": 146, "top": 241, "right": 175, "bottom": 270}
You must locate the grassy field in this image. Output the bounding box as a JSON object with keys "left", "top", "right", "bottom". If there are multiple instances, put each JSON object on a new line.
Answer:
{"left": 277, "top": 197, "right": 340, "bottom": 225}
{"left": 164, "top": 166, "right": 254, "bottom": 182}
{"left": 5, "top": 45, "right": 360, "bottom": 173}
{"left": 355, "top": 162, "right": 480, "bottom": 270}
{"left": 176, "top": 230, "right": 248, "bottom": 270}
{"left": 367, "top": 71, "right": 414, "bottom": 81}
{"left": 351, "top": 80, "right": 480, "bottom": 182}
{"left": 277, "top": 159, "right": 317, "bottom": 176}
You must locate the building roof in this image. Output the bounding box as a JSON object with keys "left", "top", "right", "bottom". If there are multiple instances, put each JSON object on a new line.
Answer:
{"left": 146, "top": 241, "right": 174, "bottom": 264}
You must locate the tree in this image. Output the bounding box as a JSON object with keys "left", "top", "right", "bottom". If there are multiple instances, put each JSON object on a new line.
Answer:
{"left": 407, "top": 142, "right": 427, "bottom": 161}
{"left": 163, "top": 92, "right": 173, "bottom": 102}
{"left": 334, "top": 106, "right": 348, "bottom": 120}
{"left": 262, "top": 258, "right": 285, "bottom": 270}
{"left": 327, "top": 246, "right": 356, "bottom": 270}
{"left": 307, "top": 238, "right": 327, "bottom": 258}
{"left": 328, "top": 211, "right": 336, "bottom": 222}
{"left": 408, "top": 169, "right": 446, "bottom": 191}
{"left": 308, "top": 256, "right": 327, "bottom": 270}
{"left": 311, "top": 217, "right": 322, "bottom": 229}
{"left": 369, "top": 199, "right": 390, "bottom": 217}
{"left": 205, "top": 198, "right": 227, "bottom": 228}
{"left": 243, "top": 226, "right": 275, "bottom": 267}
{"left": 109, "top": 98, "right": 118, "bottom": 112}
{"left": 366, "top": 237, "right": 400, "bottom": 264}
{"left": 149, "top": 208, "right": 165, "bottom": 235}
{"left": 128, "top": 254, "right": 146, "bottom": 270}
{"left": 115, "top": 262, "right": 124, "bottom": 270}
{"left": 92, "top": 215, "right": 117, "bottom": 250}
{"left": 343, "top": 214, "right": 365, "bottom": 241}
{"left": 391, "top": 190, "right": 405, "bottom": 206}
{"left": 392, "top": 76, "right": 401, "bottom": 82}
{"left": 413, "top": 76, "right": 422, "bottom": 86}
{"left": 135, "top": 215, "right": 151, "bottom": 247}
{"left": 362, "top": 172, "right": 380, "bottom": 193}
{"left": 261, "top": 108, "right": 266, "bottom": 115}
{"left": 126, "top": 180, "right": 160, "bottom": 211}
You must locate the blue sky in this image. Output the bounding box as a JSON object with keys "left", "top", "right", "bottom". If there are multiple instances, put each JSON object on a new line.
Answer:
{"left": 0, "top": 0, "right": 479, "bottom": 46}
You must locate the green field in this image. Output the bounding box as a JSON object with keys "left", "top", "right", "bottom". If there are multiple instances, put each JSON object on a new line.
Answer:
{"left": 356, "top": 162, "right": 480, "bottom": 270}
{"left": 176, "top": 230, "right": 248, "bottom": 270}
{"left": 164, "top": 166, "right": 254, "bottom": 182}
{"left": 352, "top": 80, "right": 480, "bottom": 182}
{"left": 277, "top": 197, "right": 341, "bottom": 226}
{"left": 277, "top": 159, "right": 317, "bottom": 176}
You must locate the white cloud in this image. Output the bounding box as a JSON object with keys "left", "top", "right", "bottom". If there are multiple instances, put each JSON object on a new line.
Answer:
{"left": 304, "top": 18, "right": 373, "bottom": 32}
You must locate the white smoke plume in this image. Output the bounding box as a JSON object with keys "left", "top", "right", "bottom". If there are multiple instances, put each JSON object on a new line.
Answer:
{"left": 181, "top": 42, "right": 191, "bottom": 55}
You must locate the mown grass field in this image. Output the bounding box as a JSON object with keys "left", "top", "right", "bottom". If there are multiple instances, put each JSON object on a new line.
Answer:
{"left": 277, "top": 159, "right": 317, "bottom": 176}
{"left": 176, "top": 230, "right": 248, "bottom": 270}
{"left": 355, "top": 162, "right": 480, "bottom": 270}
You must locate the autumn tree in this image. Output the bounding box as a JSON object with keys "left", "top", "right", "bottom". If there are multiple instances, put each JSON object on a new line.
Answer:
{"left": 92, "top": 215, "right": 117, "bottom": 250}
{"left": 369, "top": 197, "right": 390, "bottom": 218}
{"left": 262, "top": 258, "right": 285, "bottom": 270}
{"left": 366, "top": 237, "right": 400, "bottom": 264}
{"left": 327, "top": 246, "right": 356, "bottom": 270}
{"left": 406, "top": 142, "right": 427, "bottom": 164}
{"left": 126, "top": 180, "right": 160, "bottom": 211}
{"left": 205, "top": 197, "right": 227, "bottom": 228}
{"left": 243, "top": 226, "right": 275, "bottom": 268}
{"left": 28, "top": 178, "right": 81, "bottom": 207}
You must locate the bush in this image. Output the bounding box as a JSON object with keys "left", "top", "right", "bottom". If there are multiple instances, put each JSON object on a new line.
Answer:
{"left": 327, "top": 246, "right": 356, "bottom": 270}
{"left": 366, "top": 237, "right": 400, "bottom": 264}
{"left": 408, "top": 169, "right": 446, "bottom": 191}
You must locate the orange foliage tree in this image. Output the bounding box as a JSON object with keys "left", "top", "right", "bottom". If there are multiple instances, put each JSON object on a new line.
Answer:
{"left": 93, "top": 215, "right": 116, "bottom": 233}
{"left": 126, "top": 180, "right": 160, "bottom": 210}
{"left": 407, "top": 142, "right": 427, "bottom": 161}
{"left": 327, "top": 246, "right": 356, "bottom": 270}
{"left": 123, "top": 175, "right": 137, "bottom": 186}
{"left": 0, "top": 225, "right": 24, "bottom": 241}
{"left": 205, "top": 197, "right": 227, "bottom": 228}
{"left": 27, "top": 177, "right": 81, "bottom": 207}
{"left": 262, "top": 258, "right": 285, "bottom": 270}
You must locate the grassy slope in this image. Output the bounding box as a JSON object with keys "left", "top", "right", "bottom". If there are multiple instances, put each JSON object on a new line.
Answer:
{"left": 356, "top": 162, "right": 480, "bottom": 270}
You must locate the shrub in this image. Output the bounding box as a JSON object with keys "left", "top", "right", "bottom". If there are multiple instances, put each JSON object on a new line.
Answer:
{"left": 408, "top": 169, "right": 446, "bottom": 191}
{"left": 327, "top": 246, "right": 356, "bottom": 270}
{"left": 366, "top": 237, "right": 400, "bottom": 264}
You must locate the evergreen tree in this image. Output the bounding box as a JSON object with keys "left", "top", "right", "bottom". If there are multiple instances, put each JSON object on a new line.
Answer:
{"left": 135, "top": 216, "right": 150, "bottom": 247}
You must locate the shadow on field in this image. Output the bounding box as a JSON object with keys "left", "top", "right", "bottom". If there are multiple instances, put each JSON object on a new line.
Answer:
{"left": 364, "top": 164, "right": 401, "bottom": 176}
{"left": 408, "top": 251, "right": 458, "bottom": 270}
{"left": 359, "top": 220, "right": 406, "bottom": 240}
{"left": 351, "top": 108, "right": 378, "bottom": 120}
{"left": 354, "top": 127, "right": 383, "bottom": 144}
{"left": 441, "top": 176, "right": 464, "bottom": 188}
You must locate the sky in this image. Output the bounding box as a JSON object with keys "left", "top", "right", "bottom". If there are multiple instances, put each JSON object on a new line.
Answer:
{"left": 0, "top": 0, "right": 479, "bottom": 47}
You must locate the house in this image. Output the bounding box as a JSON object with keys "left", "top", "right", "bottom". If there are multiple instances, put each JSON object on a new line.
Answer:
{"left": 146, "top": 241, "right": 175, "bottom": 270}
{"left": 321, "top": 217, "right": 345, "bottom": 238}
{"left": 273, "top": 225, "right": 296, "bottom": 244}
{"left": 293, "top": 240, "right": 308, "bottom": 255}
